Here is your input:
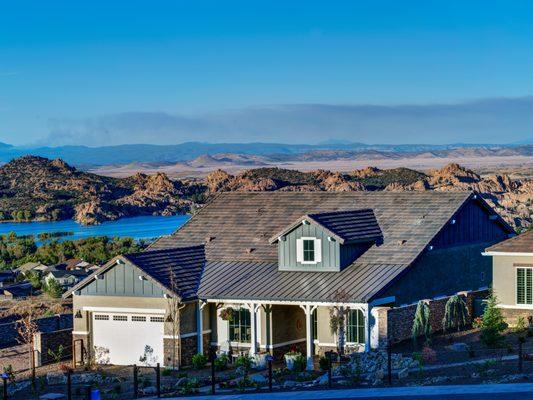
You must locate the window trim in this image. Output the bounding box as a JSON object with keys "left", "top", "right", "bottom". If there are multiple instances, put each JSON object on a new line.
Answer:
{"left": 346, "top": 309, "right": 365, "bottom": 345}
{"left": 516, "top": 266, "right": 533, "bottom": 305}
{"left": 298, "top": 237, "right": 322, "bottom": 265}
{"left": 228, "top": 308, "right": 251, "bottom": 343}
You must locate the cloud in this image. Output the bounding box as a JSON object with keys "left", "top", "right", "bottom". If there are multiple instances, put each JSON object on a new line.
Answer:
{"left": 42, "top": 97, "right": 533, "bottom": 146}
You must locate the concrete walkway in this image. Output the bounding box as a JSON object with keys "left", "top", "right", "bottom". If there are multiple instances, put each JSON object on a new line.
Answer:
{"left": 156, "top": 383, "right": 533, "bottom": 400}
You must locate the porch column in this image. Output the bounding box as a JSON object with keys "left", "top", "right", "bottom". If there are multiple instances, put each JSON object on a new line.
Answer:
{"left": 300, "top": 304, "right": 317, "bottom": 370}
{"left": 246, "top": 303, "right": 260, "bottom": 355}
{"left": 364, "top": 305, "right": 371, "bottom": 352}
{"left": 196, "top": 301, "right": 206, "bottom": 354}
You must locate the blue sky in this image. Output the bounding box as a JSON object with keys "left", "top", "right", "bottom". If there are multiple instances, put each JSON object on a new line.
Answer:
{"left": 1, "top": 1, "right": 533, "bottom": 146}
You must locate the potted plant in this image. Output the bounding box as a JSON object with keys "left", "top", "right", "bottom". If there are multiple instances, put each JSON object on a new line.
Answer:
{"left": 219, "top": 307, "right": 235, "bottom": 321}
{"left": 251, "top": 352, "right": 269, "bottom": 370}
{"left": 284, "top": 350, "right": 302, "bottom": 371}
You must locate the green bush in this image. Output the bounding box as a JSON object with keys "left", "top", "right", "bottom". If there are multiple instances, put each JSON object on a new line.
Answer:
{"left": 161, "top": 368, "right": 173, "bottom": 377}
{"left": 514, "top": 316, "right": 527, "bottom": 334}
{"left": 235, "top": 355, "right": 252, "bottom": 373}
{"left": 318, "top": 356, "right": 330, "bottom": 371}
{"left": 292, "top": 354, "right": 307, "bottom": 373}
{"left": 191, "top": 353, "right": 208, "bottom": 369}
{"left": 214, "top": 354, "right": 229, "bottom": 371}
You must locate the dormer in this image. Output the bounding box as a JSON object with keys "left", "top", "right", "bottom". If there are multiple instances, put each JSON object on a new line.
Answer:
{"left": 269, "top": 209, "right": 383, "bottom": 272}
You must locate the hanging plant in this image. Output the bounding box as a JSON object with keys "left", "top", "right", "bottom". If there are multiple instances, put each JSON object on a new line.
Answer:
{"left": 220, "top": 307, "right": 235, "bottom": 321}
{"left": 412, "top": 300, "right": 431, "bottom": 346}
{"left": 442, "top": 295, "right": 469, "bottom": 332}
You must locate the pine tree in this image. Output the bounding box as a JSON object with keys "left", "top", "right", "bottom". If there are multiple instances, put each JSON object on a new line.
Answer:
{"left": 480, "top": 293, "right": 508, "bottom": 347}
{"left": 442, "top": 295, "right": 469, "bottom": 332}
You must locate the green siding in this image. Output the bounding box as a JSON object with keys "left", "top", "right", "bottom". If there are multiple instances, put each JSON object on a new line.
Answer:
{"left": 79, "top": 261, "right": 165, "bottom": 297}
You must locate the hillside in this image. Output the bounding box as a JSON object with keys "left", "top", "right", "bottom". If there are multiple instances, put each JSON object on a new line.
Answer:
{"left": 0, "top": 156, "right": 530, "bottom": 229}
{"left": 0, "top": 156, "right": 201, "bottom": 225}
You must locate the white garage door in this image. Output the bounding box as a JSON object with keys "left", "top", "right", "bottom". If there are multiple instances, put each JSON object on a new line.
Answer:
{"left": 92, "top": 312, "right": 164, "bottom": 366}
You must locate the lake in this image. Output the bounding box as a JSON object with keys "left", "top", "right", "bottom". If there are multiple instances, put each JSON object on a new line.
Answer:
{"left": 0, "top": 215, "right": 190, "bottom": 242}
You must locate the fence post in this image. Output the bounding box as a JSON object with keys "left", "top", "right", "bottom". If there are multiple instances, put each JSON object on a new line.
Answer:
{"left": 30, "top": 348, "right": 36, "bottom": 389}
{"left": 210, "top": 350, "right": 216, "bottom": 395}
{"left": 387, "top": 342, "right": 392, "bottom": 385}
{"left": 2, "top": 374, "right": 8, "bottom": 400}
{"left": 156, "top": 363, "right": 161, "bottom": 398}
{"left": 85, "top": 385, "right": 91, "bottom": 400}
{"left": 268, "top": 356, "right": 273, "bottom": 392}
{"left": 327, "top": 351, "right": 332, "bottom": 389}
{"left": 519, "top": 338, "right": 524, "bottom": 373}
{"left": 67, "top": 369, "right": 72, "bottom": 400}
{"left": 133, "top": 364, "right": 138, "bottom": 399}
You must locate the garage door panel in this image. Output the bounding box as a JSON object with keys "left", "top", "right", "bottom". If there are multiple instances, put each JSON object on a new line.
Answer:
{"left": 92, "top": 312, "right": 164, "bottom": 366}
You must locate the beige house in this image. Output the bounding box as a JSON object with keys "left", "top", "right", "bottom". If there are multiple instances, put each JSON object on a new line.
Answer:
{"left": 484, "top": 230, "right": 533, "bottom": 326}
{"left": 66, "top": 191, "right": 512, "bottom": 368}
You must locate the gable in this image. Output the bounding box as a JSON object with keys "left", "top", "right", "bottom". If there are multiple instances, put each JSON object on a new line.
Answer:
{"left": 78, "top": 260, "right": 165, "bottom": 298}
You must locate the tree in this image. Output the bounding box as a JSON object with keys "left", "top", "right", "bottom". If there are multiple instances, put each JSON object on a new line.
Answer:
{"left": 16, "top": 299, "right": 39, "bottom": 373}
{"left": 412, "top": 300, "right": 431, "bottom": 345}
{"left": 479, "top": 293, "right": 508, "bottom": 347}
{"left": 442, "top": 295, "right": 469, "bottom": 332}
{"left": 25, "top": 271, "right": 42, "bottom": 290}
{"left": 45, "top": 277, "right": 64, "bottom": 298}
{"left": 329, "top": 289, "right": 350, "bottom": 356}
{"left": 167, "top": 268, "right": 185, "bottom": 370}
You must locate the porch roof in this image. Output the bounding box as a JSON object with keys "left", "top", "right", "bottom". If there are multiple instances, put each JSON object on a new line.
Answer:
{"left": 198, "top": 260, "right": 405, "bottom": 303}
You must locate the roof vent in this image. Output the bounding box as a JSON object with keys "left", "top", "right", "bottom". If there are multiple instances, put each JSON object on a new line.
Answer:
{"left": 246, "top": 248, "right": 255, "bottom": 254}
{"left": 397, "top": 239, "right": 407, "bottom": 246}
{"left": 205, "top": 236, "right": 215, "bottom": 243}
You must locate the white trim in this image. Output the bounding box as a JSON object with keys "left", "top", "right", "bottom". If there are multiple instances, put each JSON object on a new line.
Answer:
{"left": 82, "top": 306, "right": 165, "bottom": 314}
{"left": 163, "top": 329, "right": 211, "bottom": 339}
{"left": 498, "top": 304, "right": 533, "bottom": 310}
{"left": 259, "top": 338, "right": 305, "bottom": 350}
{"left": 299, "top": 237, "right": 320, "bottom": 265}
{"left": 205, "top": 298, "right": 367, "bottom": 309}
{"left": 483, "top": 252, "right": 533, "bottom": 257}
{"left": 72, "top": 331, "right": 89, "bottom": 335}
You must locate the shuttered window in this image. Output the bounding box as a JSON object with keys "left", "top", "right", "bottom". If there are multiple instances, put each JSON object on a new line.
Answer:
{"left": 346, "top": 309, "right": 365, "bottom": 344}
{"left": 303, "top": 239, "right": 315, "bottom": 262}
{"left": 229, "top": 309, "right": 251, "bottom": 343}
{"left": 517, "top": 268, "right": 533, "bottom": 305}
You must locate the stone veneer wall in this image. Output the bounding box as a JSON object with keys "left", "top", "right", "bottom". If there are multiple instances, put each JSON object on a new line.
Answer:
{"left": 377, "top": 289, "right": 488, "bottom": 346}
{"left": 163, "top": 333, "right": 211, "bottom": 367}
{"left": 0, "top": 313, "right": 72, "bottom": 347}
{"left": 499, "top": 308, "right": 533, "bottom": 327}
{"left": 34, "top": 328, "right": 72, "bottom": 366}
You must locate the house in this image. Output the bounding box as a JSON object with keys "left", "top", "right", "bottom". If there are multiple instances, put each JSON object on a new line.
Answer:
{"left": 66, "top": 191, "right": 513, "bottom": 368}
{"left": 16, "top": 262, "right": 49, "bottom": 276}
{"left": 483, "top": 230, "right": 533, "bottom": 326}
{"left": 45, "top": 270, "right": 88, "bottom": 289}
{"left": 0, "top": 270, "right": 15, "bottom": 288}
{"left": 61, "top": 258, "right": 98, "bottom": 272}
{"left": 0, "top": 282, "right": 34, "bottom": 299}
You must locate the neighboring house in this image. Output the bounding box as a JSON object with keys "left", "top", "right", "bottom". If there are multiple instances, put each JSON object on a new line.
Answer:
{"left": 46, "top": 270, "right": 88, "bottom": 289}
{"left": 483, "top": 230, "right": 533, "bottom": 326}
{"left": 16, "top": 262, "right": 49, "bottom": 276}
{"left": 66, "top": 192, "right": 513, "bottom": 368}
{"left": 0, "top": 282, "right": 34, "bottom": 299}
{"left": 58, "top": 259, "right": 99, "bottom": 273}
{"left": 0, "top": 270, "right": 15, "bottom": 288}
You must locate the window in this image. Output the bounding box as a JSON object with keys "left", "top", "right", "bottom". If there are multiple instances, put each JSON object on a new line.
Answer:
{"left": 517, "top": 267, "right": 533, "bottom": 305}
{"left": 312, "top": 309, "right": 318, "bottom": 340}
{"left": 303, "top": 239, "right": 315, "bottom": 262}
{"left": 229, "top": 308, "right": 251, "bottom": 343}
{"left": 131, "top": 316, "right": 146, "bottom": 322}
{"left": 346, "top": 309, "right": 365, "bottom": 344}
{"left": 94, "top": 314, "right": 109, "bottom": 321}
{"left": 150, "top": 316, "right": 165, "bottom": 323}
{"left": 113, "top": 315, "right": 128, "bottom": 321}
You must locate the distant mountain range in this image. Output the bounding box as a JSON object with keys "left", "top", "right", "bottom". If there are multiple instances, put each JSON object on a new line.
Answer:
{"left": 0, "top": 141, "right": 530, "bottom": 167}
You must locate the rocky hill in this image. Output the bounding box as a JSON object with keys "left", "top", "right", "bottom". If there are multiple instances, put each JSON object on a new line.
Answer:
{"left": 0, "top": 156, "right": 201, "bottom": 225}
{"left": 0, "top": 156, "right": 530, "bottom": 229}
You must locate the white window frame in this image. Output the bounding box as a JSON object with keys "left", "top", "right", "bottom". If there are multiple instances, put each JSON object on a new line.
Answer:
{"left": 296, "top": 237, "right": 322, "bottom": 265}
{"left": 516, "top": 266, "right": 533, "bottom": 306}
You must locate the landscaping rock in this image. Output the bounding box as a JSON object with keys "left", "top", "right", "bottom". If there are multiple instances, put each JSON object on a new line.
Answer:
{"left": 250, "top": 374, "right": 267, "bottom": 386}
{"left": 7, "top": 380, "right": 32, "bottom": 396}
{"left": 142, "top": 386, "right": 157, "bottom": 395}
{"left": 449, "top": 342, "right": 469, "bottom": 352}
{"left": 46, "top": 372, "right": 67, "bottom": 385}
{"left": 71, "top": 372, "right": 103, "bottom": 385}
{"left": 314, "top": 373, "right": 329, "bottom": 386}
{"left": 174, "top": 377, "right": 189, "bottom": 388}
{"left": 397, "top": 368, "right": 409, "bottom": 380}
{"left": 283, "top": 380, "right": 297, "bottom": 388}
{"left": 39, "top": 394, "right": 66, "bottom": 400}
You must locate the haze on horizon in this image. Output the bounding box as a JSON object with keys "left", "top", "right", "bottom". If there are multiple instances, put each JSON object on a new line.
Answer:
{"left": 1, "top": 1, "right": 533, "bottom": 147}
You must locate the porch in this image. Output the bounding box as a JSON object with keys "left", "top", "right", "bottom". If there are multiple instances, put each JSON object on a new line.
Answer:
{"left": 198, "top": 299, "right": 371, "bottom": 369}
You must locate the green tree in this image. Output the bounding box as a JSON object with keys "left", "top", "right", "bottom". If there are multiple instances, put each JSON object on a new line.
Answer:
{"left": 25, "top": 271, "right": 42, "bottom": 290}
{"left": 442, "top": 295, "right": 469, "bottom": 332}
{"left": 412, "top": 300, "right": 431, "bottom": 345}
{"left": 480, "top": 293, "right": 508, "bottom": 347}
{"left": 45, "top": 278, "right": 64, "bottom": 298}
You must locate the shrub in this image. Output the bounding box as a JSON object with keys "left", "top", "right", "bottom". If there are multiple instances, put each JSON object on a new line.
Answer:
{"left": 191, "top": 353, "right": 208, "bottom": 369}
{"left": 412, "top": 300, "right": 431, "bottom": 346}
{"left": 421, "top": 346, "right": 437, "bottom": 364}
{"left": 292, "top": 354, "right": 307, "bottom": 373}
{"left": 318, "top": 356, "right": 330, "bottom": 371}
{"left": 214, "top": 354, "right": 229, "bottom": 371}
{"left": 479, "top": 294, "right": 508, "bottom": 347}
{"left": 442, "top": 295, "right": 469, "bottom": 332}
{"left": 161, "top": 368, "right": 173, "bottom": 377}
{"left": 235, "top": 355, "right": 252, "bottom": 371}
{"left": 514, "top": 316, "right": 527, "bottom": 334}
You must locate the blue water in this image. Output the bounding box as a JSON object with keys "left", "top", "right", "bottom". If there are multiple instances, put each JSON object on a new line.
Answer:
{"left": 0, "top": 215, "right": 190, "bottom": 242}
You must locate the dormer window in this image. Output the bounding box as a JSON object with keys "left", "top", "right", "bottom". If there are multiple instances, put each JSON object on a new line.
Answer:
{"left": 297, "top": 237, "right": 322, "bottom": 264}
{"left": 303, "top": 239, "right": 315, "bottom": 262}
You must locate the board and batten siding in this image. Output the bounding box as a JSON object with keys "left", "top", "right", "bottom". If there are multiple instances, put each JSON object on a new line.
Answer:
{"left": 78, "top": 261, "right": 165, "bottom": 297}
{"left": 279, "top": 222, "right": 340, "bottom": 270}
